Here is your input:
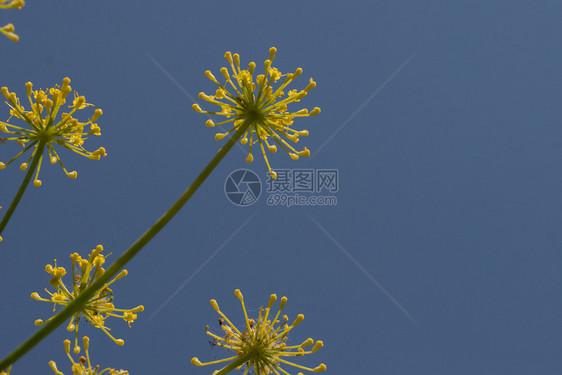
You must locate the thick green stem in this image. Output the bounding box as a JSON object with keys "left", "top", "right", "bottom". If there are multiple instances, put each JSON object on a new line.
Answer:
{"left": 0, "top": 123, "right": 249, "bottom": 371}
{"left": 214, "top": 353, "right": 254, "bottom": 375}
{"left": 0, "top": 142, "right": 45, "bottom": 239}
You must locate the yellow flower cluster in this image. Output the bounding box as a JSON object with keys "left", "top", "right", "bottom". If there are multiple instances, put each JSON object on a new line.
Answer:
{"left": 0, "top": 48, "right": 326, "bottom": 374}
{"left": 193, "top": 47, "right": 320, "bottom": 179}
{"left": 0, "top": 0, "right": 24, "bottom": 9}
{"left": 0, "top": 0, "right": 24, "bottom": 42}
{"left": 191, "top": 289, "right": 326, "bottom": 375}
{"left": 31, "top": 245, "right": 144, "bottom": 353}
{"left": 49, "top": 337, "right": 129, "bottom": 375}
{"left": 0, "top": 78, "right": 106, "bottom": 186}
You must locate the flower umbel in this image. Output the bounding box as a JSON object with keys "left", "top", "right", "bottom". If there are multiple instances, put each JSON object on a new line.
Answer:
{"left": 0, "top": 0, "right": 24, "bottom": 42}
{"left": 0, "top": 78, "right": 106, "bottom": 186}
{"left": 0, "top": 0, "right": 23, "bottom": 8}
{"left": 49, "top": 337, "right": 129, "bottom": 375}
{"left": 31, "top": 245, "right": 144, "bottom": 353}
{"left": 191, "top": 289, "right": 326, "bottom": 375}
{"left": 193, "top": 47, "right": 320, "bottom": 180}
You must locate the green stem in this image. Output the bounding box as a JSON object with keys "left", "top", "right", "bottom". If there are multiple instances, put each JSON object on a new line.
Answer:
{"left": 214, "top": 353, "right": 254, "bottom": 375}
{"left": 0, "top": 123, "right": 249, "bottom": 371}
{"left": 0, "top": 142, "right": 45, "bottom": 239}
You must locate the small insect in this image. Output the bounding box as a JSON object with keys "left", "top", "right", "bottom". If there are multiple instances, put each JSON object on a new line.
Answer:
{"left": 208, "top": 339, "right": 217, "bottom": 349}
{"left": 234, "top": 96, "right": 245, "bottom": 107}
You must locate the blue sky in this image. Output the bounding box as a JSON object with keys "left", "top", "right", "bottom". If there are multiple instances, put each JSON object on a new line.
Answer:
{"left": 1, "top": 1, "right": 562, "bottom": 374}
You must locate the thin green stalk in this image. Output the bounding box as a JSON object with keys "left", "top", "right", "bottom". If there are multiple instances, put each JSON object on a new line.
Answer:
{"left": 0, "top": 142, "right": 45, "bottom": 239}
{"left": 0, "top": 123, "right": 249, "bottom": 371}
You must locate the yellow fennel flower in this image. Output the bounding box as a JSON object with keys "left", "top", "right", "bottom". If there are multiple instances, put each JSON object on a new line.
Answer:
{"left": 49, "top": 337, "right": 129, "bottom": 375}
{"left": 0, "top": 0, "right": 24, "bottom": 42}
{"left": 193, "top": 47, "right": 320, "bottom": 180}
{"left": 0, "top": 78, "right": 106, "bottom": 187}
{"left": 191, "top": 289, "right": 326, "bottom": 375}
{"left": 0, "top": 0, "right": 24, "bottom": 9}
{"left": 31, "top": 245, "right": 144, "bottom": 353}
{"left": 0, "top": 364, "right": 11, "bottom": 375}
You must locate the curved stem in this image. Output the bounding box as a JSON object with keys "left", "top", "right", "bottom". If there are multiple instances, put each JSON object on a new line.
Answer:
{"left": 0, "top": 142, "right": 45, "bottom": 239}
{"left": 0, "top": 123, "right": 249, "bottom": 371}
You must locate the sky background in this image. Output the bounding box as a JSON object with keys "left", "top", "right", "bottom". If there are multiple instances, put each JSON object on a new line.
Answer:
{"left": 1, "top": 1, "right": 562, "bottom": 374}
